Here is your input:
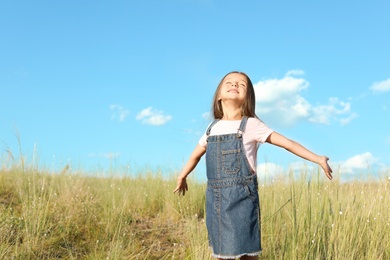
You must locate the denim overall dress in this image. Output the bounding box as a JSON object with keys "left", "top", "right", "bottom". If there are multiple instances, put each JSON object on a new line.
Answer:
{"left": 205, "top": 117, "right": 261, "bottom": 258}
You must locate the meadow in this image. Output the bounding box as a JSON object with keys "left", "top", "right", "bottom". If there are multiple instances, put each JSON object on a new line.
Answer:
{"left": 0, "top": 159, "right": 389, "bottom": 259}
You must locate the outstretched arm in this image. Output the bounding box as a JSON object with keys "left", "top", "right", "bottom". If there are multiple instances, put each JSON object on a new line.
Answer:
{"left": 173, "top": 144, "right": 206, "bottom": 196}
{"left": 266, "top": 132, "right": 333, "bottom": 180}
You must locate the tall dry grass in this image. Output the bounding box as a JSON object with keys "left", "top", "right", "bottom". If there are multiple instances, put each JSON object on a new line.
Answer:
{"left": 0, "top": 159, "right": 389, "bottom": 259}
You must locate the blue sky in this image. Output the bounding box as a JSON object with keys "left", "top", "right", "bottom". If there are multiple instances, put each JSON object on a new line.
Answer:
{"left": 1, "top": 0, "right": 389, "bottom": 181}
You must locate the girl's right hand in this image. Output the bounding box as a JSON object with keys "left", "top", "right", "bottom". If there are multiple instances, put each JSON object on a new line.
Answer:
{"left": 173, "top": 177, "right": 188, "bottom": 196}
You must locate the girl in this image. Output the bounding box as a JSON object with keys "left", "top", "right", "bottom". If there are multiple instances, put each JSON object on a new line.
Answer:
{"left": 173, "top": 71, "right": 333, "bottom": 260}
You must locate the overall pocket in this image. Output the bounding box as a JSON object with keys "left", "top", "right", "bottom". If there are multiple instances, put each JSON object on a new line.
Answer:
{"left": 243, "top": 183, "right": 259, "bottom": 203}
{"left": 221, "top": 149, "right": 241, "bottom": 174}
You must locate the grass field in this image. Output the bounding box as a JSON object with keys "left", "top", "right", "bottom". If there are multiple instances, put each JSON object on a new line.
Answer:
{"left": 0, "top": 160, "right": 389, "bottom": 259}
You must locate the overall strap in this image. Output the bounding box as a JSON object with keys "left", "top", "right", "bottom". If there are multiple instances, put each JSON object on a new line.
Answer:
{"left": 237, "top": 116, "right": 248, "bottom": 138}
{"left": 206, "top": 119, "right": 220, "bottom": 136}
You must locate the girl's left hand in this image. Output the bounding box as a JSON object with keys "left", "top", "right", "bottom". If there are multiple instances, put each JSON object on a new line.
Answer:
{"left": 319, "top": 156, "right": 333, "bottom": 180}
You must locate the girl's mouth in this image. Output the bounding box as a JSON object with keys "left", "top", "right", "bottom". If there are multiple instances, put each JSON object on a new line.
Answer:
{"left": 228, "top": 89, "right": 239, "bottom": 94}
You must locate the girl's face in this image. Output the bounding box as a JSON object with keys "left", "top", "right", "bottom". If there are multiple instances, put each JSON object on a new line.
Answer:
{"left": 218, "top": 73, "right": 248, "bottom": 104}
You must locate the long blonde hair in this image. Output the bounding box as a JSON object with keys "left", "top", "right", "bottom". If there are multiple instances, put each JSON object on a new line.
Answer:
{"left": 211, "top": 71, "right": 257, "bottom": 119}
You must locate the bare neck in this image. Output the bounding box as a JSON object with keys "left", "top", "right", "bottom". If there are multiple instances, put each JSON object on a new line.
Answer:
{"left": 221, "top": 101, "right": 242, "bottom": 120}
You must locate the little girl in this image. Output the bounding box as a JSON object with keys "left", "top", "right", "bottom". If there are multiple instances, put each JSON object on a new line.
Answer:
{"left": 173, "top": 71, "right": 333, "bottom": 260}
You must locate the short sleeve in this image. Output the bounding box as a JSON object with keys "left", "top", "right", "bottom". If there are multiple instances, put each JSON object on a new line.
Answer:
{"left": 246, "top": 117, "right": 273, "bottom": 144}
{"left": 198, "top": 121, "right": 215, "bottom": 148}
{"left": 198, "top": 133, "right": 207, "bottom": 147}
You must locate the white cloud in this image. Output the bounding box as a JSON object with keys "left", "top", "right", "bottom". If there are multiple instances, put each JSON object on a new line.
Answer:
{"left": 255, "top": 75, "right": 309, "bottom": 103}
{"left": 285, "top": 69, "right": 304, "bottom": 77}
{"left": 339, "top": 152, "right": 379, "bottom": 174}
{"left": 89, "top": 152, "right": 120, "bottom": 160}
{"left": 136, "top": 107, "right": 172, "bottom": 126}
{"left": 110, "top": 104, "right": 130, "bottom": 122}
{"left": 254, "top": 71, "right": 356, "bottom": 127}
{"left": 339, "top": 113, "right": 359, "bottom": 126}
{"left": 254, "top": 75, "right": 311, "bottom": 126}
{"left": 309, "top": 97, "right": 355, "bottom": 125}
{"left": 289, "top": 161, "right": 315, "bottom": 173}
{"left": 257, "top": 162, "right": 285, "bottom": 178}
{"left": 370, "top": 78, "right": 390, "bottom": 94}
